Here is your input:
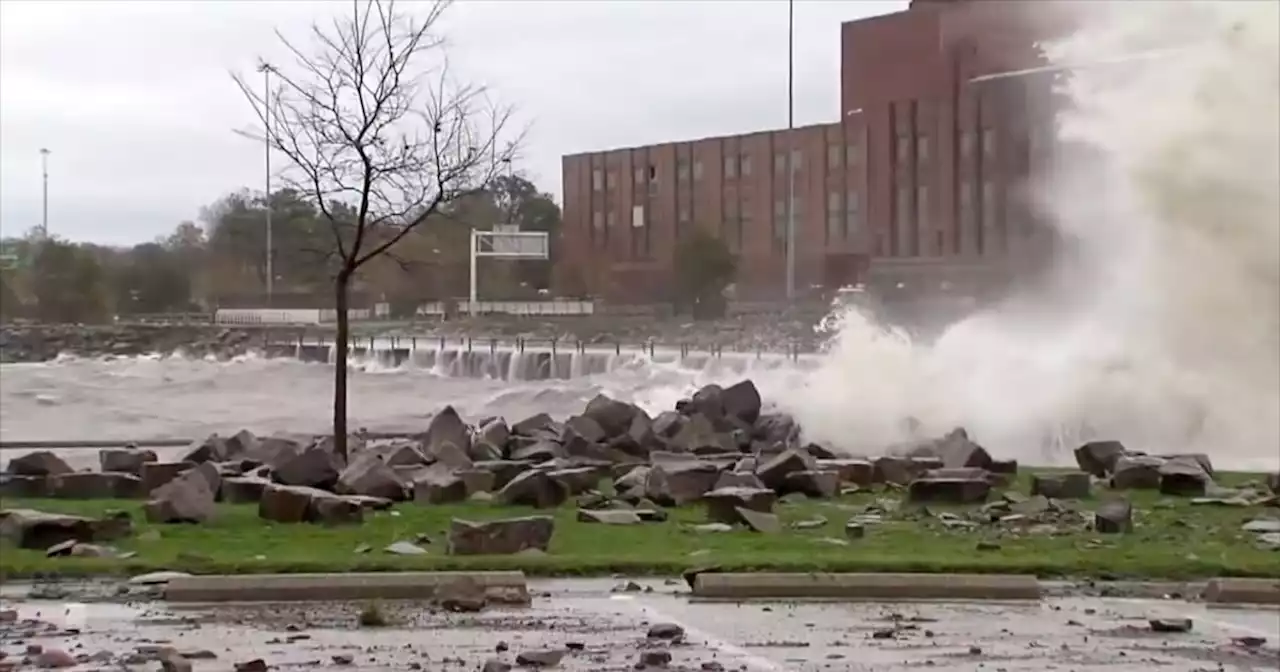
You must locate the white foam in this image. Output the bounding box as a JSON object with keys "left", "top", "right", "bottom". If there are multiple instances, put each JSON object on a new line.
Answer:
{"left": 788, "top": 0, "right": 1280, "bottom": 470}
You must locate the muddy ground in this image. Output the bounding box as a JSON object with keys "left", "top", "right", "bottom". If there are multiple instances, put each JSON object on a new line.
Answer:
{"left": 0, "top": 578, "right": 1276, "bottom": 671}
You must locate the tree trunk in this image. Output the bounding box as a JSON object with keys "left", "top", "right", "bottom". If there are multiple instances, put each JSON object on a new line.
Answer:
{"left": 332, "top": 270, "right": 352, "bottom": 462}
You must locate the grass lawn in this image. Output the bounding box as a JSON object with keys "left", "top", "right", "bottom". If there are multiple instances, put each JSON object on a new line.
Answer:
{"left": 1, "top": 471, "right": 1276, "bottom": 580}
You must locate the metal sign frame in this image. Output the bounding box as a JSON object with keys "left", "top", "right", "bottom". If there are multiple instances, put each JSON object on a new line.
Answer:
{"left": 469, "top": 229, "right": 550, "bottom": 316}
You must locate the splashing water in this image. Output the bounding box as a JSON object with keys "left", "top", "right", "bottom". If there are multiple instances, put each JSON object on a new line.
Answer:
{"left": 789, "top": 0, "right": 1280, "bottom": 470}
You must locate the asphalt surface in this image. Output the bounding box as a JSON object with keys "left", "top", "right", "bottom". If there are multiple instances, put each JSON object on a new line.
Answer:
{"left": 1, "top": 578, "right": 1277, "bottom": 671}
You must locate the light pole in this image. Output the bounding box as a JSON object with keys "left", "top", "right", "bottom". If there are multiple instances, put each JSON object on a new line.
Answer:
{"left": 784, "top": 0, "right": 796, "bottom": 301}
{"left": 258, "top": 61, "right": 274, "bottom": 305}
{"left": 39, "top": 148, "right": 50, "bottom": 239}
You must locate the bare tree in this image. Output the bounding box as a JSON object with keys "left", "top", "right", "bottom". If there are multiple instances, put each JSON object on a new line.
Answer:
{"left": 234, "top": 0, "right": 518, "bottom": 460}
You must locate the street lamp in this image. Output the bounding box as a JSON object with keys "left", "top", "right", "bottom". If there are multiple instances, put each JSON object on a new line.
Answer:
{"left": 39, "top": 148, "right": 50, "bottom": 239}
{"left": 785, "top": 0, "right": 796, "bottom": 302}
{"left": 257, "top": 61, "right": 275, "bottom": 305}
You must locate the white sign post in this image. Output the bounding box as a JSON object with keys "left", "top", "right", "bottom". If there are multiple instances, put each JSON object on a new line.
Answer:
{"left": 468, "top": 228, "right": 550, "bottom": 316}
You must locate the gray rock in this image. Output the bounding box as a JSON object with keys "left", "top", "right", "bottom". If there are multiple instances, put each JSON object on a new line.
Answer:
{"left": 425, "top": 405, "right": 473, "bottom": 459}
{"left": 144, "top": 468, "right": 217, "bottom": 524}
{"left": 1095, "top": 497, "right": 1133, "bottom": 534}
{"left": 756, "top": 449, "right": 817, "bottom": 491}
{"left": 413, "top": 465, "right": 470, "bottom": 505}
{"left": 99, "top": 447, "right": 158, "bottom": 475}
{"left": 1110, "top": 455, "right": 1164, "bottom": 490}
{"left": 721, "top": 379, "right": 763, "bottom": 424}
{"left": 1157, "top": 458, "right": 1211, "bottom": 497}
{"left": 6, "top": 450, "right": 73, "bottom": 477}
{"left": 736, "top": 506, "right": 781, "bottom": 533}
{"left": 1030, "top": 472, "right": 1092, "bottom": 499}
{"left": 448, "top": 516, "right": 555, "bottom": 555}
{"left": 1074, "top": 440, "right": 1127, "bottom": 478}
{"left": 496, "top": 470, "right": 568, "bottom": 508}
{"left": 576, "top": 509, "right": 643, "bottom": 525}
{"left": 385, "top": 541, "right": 428, "bottom": 555}
{"left": 644, "top": 460, "right": 720, "bottom": 506}
{"left": 337, "top": 453, "right": 407, "bottom": 500}
{"left": 907, "top": 476, "right": 990, "bottom": 504}
{"left": 274, "top": 446, "right": 343, "bottom": 490}
{"left": 703, "top": 486, "right": 777, "bottom": 526}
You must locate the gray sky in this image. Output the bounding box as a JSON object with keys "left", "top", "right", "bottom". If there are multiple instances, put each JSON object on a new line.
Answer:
{"left": 0, "top": 0, "right": 903, "bottom": 246}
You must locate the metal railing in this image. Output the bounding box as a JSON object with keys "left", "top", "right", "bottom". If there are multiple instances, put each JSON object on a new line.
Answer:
{"left": 265, "top": 333, "right": 818, "bottom": 361}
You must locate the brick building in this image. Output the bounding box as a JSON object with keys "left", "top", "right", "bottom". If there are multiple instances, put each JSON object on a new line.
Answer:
{"left": 560, "top": 0, "right": 1071, "bottom": 303}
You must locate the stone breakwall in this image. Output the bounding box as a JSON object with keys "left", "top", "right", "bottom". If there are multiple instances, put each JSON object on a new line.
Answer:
{"left": 3, "top": 379, "right": 1276, "bottom": 561}
{"left": 0, "top": 324, "right": 263, "bottom": 363}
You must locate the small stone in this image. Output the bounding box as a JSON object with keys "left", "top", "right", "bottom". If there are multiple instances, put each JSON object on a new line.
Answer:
{"left": 1149, "top": 618, "right": 1192, "bottom": 633}
{"left": 638, "top": 650, "right": 673, "bottom": 667}
{"left": 384, "top": 541, "right": 427, "bottom": 555}
{"left": 514, "top": 649, "right": 565, "bottom": 667}
{"left": 845, "top": 521, "right": 865, "bottom": 540}
{"left": 234, "top": 659, "right": 268, "bottom": 672}
{"left": 647, "top": 622, "right": 686, "bottom": 641}
{"left": 976, "top": 540, "right": 1001, "bottom": 551}
{"left": 968, "top": 646, "right": 982, "bottom": 655}
{"left": 332, "top": 653, "right": 355, "bottom": 665}
{"left": 872, "top": 628, "right": 896, "bottom": 639}
{"left": 481, "top": 659, "right": 513, "bottom": 672}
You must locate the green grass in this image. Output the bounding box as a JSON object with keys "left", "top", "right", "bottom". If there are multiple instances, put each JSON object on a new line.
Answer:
{"left": 2, "top": 471, "right": 1276, "bottom": 580}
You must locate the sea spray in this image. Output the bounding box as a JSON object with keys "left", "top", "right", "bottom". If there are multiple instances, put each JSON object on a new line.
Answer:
{"left": 790, "top": 0, "right": 1280, "bottom": 470}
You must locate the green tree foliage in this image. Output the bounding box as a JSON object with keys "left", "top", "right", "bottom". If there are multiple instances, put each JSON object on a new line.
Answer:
{"left": 28, "top": 238, "right": 112, "bottom": 324}
{"left": 111, "top": 242, "right": 195, "bottom": 315}
{"left": 673, "top": 228, "right": 737, "bottom": 320}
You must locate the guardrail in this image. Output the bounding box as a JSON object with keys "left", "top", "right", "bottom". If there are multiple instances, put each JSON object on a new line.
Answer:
{"left": 265, "top": 333, "right": 819, "bottom": 360}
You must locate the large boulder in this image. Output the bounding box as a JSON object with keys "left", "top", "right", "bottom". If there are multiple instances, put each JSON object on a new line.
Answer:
{"left": 337, "top": 453, "right": 407, "bottom": 501}
{"left": 496, "top": 470, "right": 568, "bottom": 508}
{"left": 1157, "top": 458, "right": 1212, "bottom": 497}
{"left": 425, "top": 405, "right": 473, "bottom": 460}
{"left": 99, "top": 447, "right": 158, "bottom": 475}
{"left": 48, "top": 472, "right": 143, "bottom": 499}
{"left": 1110, "top": 455, "right": 1163, "bottom": 490}
{"left": 448, "top": 516, "right": 555, "bottom": 555}
{"left": 413, "top": 465, "right": 470, "bottom": 505}
{"left": 6, "top": 450, "right": 73, "bottom": 477}
{"left": 755, "top": 449, "right": 817, "bottom": 491}
{"left": 144, "top": 468, "right": 217, "bottom": 523}
{"left": 0, "top": 508, "right": 133, "bottom": 550}
{"left": 1074, "top": 440, "right": 1127, "bottom": 478}
{"left": 721, "top": 379, "right": 763, "bottom": 425}
{"left": 906, "top": 475, "right": 990, "bottom": 504}
{"left": 644, "top": 461, "right": 720, "bottom": 506}
{"left": 141, "top": 461, "right": 195, "bottom": 494}
{"left": 273, "top": 446, "right": 344, "bottom": 489}
{"left": 583, "top": 394, "right": 638, "bottom": 438}
{"left": 703, "top": 486, "right": 776, "bottom": 526}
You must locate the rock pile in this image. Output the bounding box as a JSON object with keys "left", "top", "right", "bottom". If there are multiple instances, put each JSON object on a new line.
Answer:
{"left": 3, "top": 379, "right": 1279, "bottom": 558}
{"left": 0, "top": 324, "right": 259, "bottom": 363}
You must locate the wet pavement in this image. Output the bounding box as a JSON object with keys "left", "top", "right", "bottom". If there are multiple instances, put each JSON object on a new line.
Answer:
{"left": 1, "top": 578, "right": 1277, "bottom": 671}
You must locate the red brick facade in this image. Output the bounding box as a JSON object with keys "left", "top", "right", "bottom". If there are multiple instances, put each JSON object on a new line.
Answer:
{"left": 560, "top": 0, "right": 1071, "bottom": 302}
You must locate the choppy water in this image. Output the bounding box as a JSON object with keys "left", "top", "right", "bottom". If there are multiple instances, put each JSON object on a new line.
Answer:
{"left": 2, "top": 1, "right": 1278, "bottom": 473}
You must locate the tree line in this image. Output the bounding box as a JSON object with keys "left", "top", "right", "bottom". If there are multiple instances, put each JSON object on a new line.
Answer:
{"left": 0, "top": 174, "right": 562, "bottom": 324}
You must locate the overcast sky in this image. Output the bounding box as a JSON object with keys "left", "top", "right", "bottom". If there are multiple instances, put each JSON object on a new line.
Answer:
{"left": 0, "top": 0, "right": 903, "bottom": 245}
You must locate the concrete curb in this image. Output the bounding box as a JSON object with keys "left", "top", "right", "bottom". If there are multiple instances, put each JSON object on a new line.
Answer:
{"left": 163, "top": 571, "right": 529, "bottom": 603}
{"left": 691, "top": 573, "right": 1042, "bottom": 601}
{"left": 1203, "top": 578, "right": 1280, "bottom": 606}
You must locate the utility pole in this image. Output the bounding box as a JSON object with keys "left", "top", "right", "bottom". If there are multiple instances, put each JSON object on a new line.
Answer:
{"left": 784, "top": 0, "right": 797, "bottom": 301}
{"left": 258, "top": 61, "right": 274, "bottom": 305}
{"left": 39, "top": 148, "right": 50, "bottom": 239}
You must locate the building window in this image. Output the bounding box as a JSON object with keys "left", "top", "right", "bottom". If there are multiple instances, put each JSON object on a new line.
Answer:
{"left": 917, "top": 136, "right": 931, "bottom": 163}
{"left": 677, "top": 159, "right": 690, "bottom": 181}
{"left": 774, "top": 152, "right": 786, "bottom": 174}
{"left": 916, "top": 185, "right": 930, "bottom": 231}
{"left": 982, "top": 130, "right": 997, "bottom": 158}
{"left": 740, "top": 153, "right": 753, "bottom": 176}
{"left": 961, "top": 132, "right": 976, "bottom": 161}
{"left": 605, "top": 170, "right": 616, "bottom": 190}
{"left": 982, "top": 181, "right": 999, "bottom": 254}
{"left": 692, "top": 160, "right": 703, "bottom": 181}
{"left": 826, "top": 191, "right": 842, "bottom": 244}
{"left": 896, "top": 136, "right": 910, "bottom": 164}
{"left": 633, "top": 166, "right": 645, "bottom": 184}
{"left": 790, "top": 149, "right": 802, "bottom": 172}
{"left": 773, "top": 199, "right": 787, "bottom": 253}
{"left": 724, "top": 155, "right": 737, "bottom": 178}
{"left": 606, "top": 211, "right": 617, "bottom": 229}
{"left": 895, "top": 186, "right": 912, "bottom": 257}
{"left": 845, "top": 190, "right": 861, "bottom": 238}
{"left": 960, "top": 181, "right": 977, "bottom": 255}
{"left": 591, "top": 168, "right": 603, "bottom": 191}
{"left": 827, "top": 144, "right": 842, "bottom": 170}
{"left": 845, "top": 142, "right": 860, "bottom": 166}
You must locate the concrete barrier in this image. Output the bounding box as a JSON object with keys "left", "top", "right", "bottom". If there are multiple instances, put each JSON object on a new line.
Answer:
{"left": 1203, "top": 578, "right": 1280, "bottom": 606}
{"left": 691, "top": 573, "right": 1042, "bottom": 601}
{"left": 164, "top": 571, "right": 529, "bottom": 603}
